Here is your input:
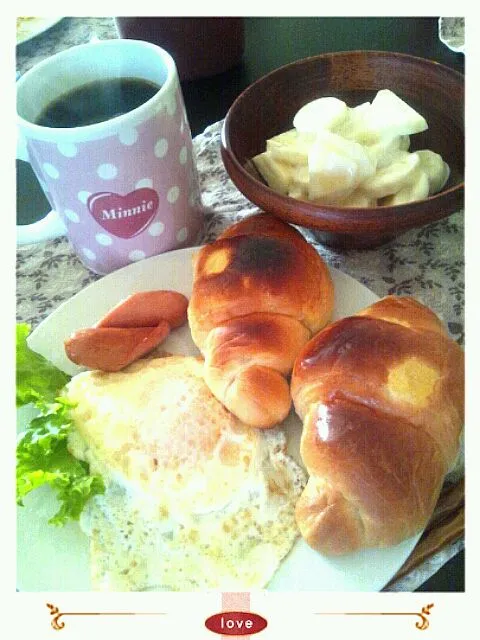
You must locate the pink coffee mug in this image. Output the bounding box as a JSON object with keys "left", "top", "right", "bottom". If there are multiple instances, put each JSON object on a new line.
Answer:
{"left": 16, "top": 39, "right": 203, "bottom": 275}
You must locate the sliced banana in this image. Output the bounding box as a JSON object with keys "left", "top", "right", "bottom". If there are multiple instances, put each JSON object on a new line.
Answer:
{"left": 266, "top": 129, "right": 315, "bottom": 165}
{"left": 255, "top": 90, "right": 446, "bottom": 208}
{"left": 415, "top": 149, "right": 450, "bottom": 194}
{"left": 334, "top": 189, "right": 377, "bottom": 208}
{"left": 381, "top": 168, "right": 429, "bottom": 205}
{"left": 361, "top": 151, "right": 420, "bottom": 199}
{"left": 307, "top": 131, "right": 376, "bottom": 202}
{"left": 337, "top": 102, "right": 380, "bottom": 144}
{"left": 287, "top": 186, "right": 306, "bottom": 200}
{"left": 252, "top": 152, "right": 293, "bottom": 194}
{"left": 318, "top": 130, "right": 376, "bottom": 180}
{"left": 290, "top": 163, "right": 310, "bottom": 193}
{"left": 399, "top": 135, "right": 411, "bottom": 151}
{"left": 367, "top": 135, "right": 405, "bottom": 170}
{"left": 367, "top": 89, "right": 428, "bottom": 137}
{"left": 441, "top": 162, "right": 451, "bottom": 190}
{"left": 293, "top": 97, "right": 349, "bottom": 134}
{"left": 308, "top": 146, "right": 357, "bottom": 202}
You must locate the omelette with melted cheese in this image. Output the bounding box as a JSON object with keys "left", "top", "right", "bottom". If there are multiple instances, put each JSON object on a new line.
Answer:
{"left": 64, "top": 355, "right": 306, "bottom": 591}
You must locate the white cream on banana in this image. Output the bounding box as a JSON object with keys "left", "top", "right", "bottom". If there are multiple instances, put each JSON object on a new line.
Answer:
{"left": 293, "top": 96, "right": 349, "bottom": 133}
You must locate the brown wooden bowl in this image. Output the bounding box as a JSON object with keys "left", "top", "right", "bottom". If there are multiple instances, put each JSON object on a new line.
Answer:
{"left": 221, "top": 51, "right": 464, "bottom": 249}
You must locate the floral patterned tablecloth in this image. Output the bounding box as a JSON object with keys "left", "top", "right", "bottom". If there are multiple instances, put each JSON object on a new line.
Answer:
{"left": 16, "top": 119, "right": 465, "bottom": 591}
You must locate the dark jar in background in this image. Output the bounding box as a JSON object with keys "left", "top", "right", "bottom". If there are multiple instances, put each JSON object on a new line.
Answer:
{"left": 115, "top": 17, "right": 245, "bottom": 81}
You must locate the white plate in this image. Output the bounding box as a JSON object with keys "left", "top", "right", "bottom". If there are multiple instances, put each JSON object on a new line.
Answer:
{"left": 17, "top": 246, "right": 421, "bottom": 592}
{"left": 16, "top": 17, "right": 63, "bottom": 46}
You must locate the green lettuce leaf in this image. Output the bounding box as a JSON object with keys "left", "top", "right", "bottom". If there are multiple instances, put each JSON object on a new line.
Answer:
{"left": 16, "top": 323, "right": 71, "bottom": 408}
{"left": 16, "top": 324, "right": 105, "bottom": 525}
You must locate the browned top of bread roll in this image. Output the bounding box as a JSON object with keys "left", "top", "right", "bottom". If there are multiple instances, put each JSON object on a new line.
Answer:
{"left": 291, "top": 295, "right": 464, "bottom": 554}
{"left": 189, "top": 213, "right": 334, "bottom": 349}
{"left": 356, "top": 295, "right": 447, "bottom": 336}
{"left": 217, "top": 211, "right": 313, "bottom": 247}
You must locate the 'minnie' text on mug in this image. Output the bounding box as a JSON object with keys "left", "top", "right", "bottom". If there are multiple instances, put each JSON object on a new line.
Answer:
{"left": 101, "top": 200, "right": 155, "bottom": 219}
{"left": 87, "top": 188, "right": 160, "bottom": 239}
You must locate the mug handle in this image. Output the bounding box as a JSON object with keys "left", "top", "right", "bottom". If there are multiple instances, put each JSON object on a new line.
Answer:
{"left": 16, "top": 133, "right": 67, "bottom": 245}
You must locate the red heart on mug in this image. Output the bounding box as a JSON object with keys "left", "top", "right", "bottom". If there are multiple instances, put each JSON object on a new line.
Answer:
{"left": 87, "top": 188, "right": 159, "bottom": 239}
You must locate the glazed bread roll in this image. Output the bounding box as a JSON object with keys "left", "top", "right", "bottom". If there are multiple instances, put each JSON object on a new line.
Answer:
{"left": 291, "top": 295, "right": 464, "bottom": 555}
{"left": 188, "top": 213, "right": 334, "bottom": 428}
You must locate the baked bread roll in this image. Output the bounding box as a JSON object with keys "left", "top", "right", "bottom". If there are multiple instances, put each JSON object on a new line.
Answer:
{"left": 291, "top": 295, "right": 464, "bottom": 555}
{"left": 188, "top": 213, "right": 334, "bottom": 428}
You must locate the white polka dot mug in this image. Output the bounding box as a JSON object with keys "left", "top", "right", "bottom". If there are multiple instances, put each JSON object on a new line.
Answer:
{"left": 16, "top": 39, "right": 203, "bottom": 274}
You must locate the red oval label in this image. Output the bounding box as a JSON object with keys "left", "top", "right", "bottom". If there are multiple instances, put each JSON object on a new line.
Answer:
{"left": 205, "top": 611, "right": 268, "bottom": 636}
{"left": 87, "top": 188, "right": 159, "bottom": 239}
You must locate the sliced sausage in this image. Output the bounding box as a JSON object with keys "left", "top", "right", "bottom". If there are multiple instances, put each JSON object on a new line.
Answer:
{"left": 64, "top": 321, "right": 170, "bottom": 372}
{"left": 96, "top": 290, "right": 188, "bottom": 329}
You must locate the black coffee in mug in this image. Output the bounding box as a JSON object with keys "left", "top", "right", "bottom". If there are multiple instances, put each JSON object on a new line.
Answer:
{"left": 35, "top": 77, "right": 162, "bottom": 128}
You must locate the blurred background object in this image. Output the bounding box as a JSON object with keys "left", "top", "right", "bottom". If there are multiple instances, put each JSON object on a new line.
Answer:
{"left": 115, "top": 17, "right": 245, "bottom": 81}
{"left": 438, "top": 17, "right": 465, "bottom": 54}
